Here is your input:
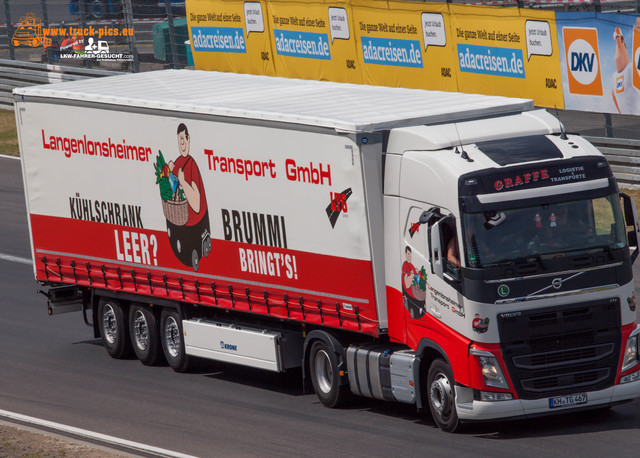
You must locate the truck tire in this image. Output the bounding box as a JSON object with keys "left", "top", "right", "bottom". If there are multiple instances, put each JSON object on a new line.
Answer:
{"left": 427, "top": 359, "right": 461, "bottom": 432}
{"left": 129, "top": 304, "right": 163, "bottom": 366}
{"left": 160, "top": 309, "right": 194, "bottom": 372}
{"left": 98, "top": 298, "right": 131, "bottom": 359}
{"left": 309, "top": 340, "right": 348, "bottom": 408}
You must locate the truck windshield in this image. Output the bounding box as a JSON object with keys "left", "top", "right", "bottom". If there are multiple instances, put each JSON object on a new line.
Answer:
{"left": 463, "top": 194, "right": 627, "bottom": 268}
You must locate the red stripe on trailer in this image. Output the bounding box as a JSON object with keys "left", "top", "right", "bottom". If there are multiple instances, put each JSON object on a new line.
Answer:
{"left": 30, "top": 213, "right": 380, "bottom": 336}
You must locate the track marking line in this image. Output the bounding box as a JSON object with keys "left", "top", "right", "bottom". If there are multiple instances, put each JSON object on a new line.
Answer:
{"left": 0, "top": 253, "right": 32, "bottom": 265}
{"left": 0, "top": 409, "right": 197, "bottom": 458}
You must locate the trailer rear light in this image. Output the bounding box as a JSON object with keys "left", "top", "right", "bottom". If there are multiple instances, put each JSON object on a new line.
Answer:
{"left": 470, "top": 348, "right": 509, "bottom": 389}
{"left": 620, "top": 370, "right": 640, "bottom": 384}
{"left": 621, "top": 333, "right": 639, "bottom": 373}
{"left": 480, "top": 391, "right": 513, "bottom": 402}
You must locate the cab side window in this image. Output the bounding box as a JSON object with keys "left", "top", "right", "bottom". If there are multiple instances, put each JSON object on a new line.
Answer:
{"left": 440, "top": 217, "right": 461, "bottom": 281}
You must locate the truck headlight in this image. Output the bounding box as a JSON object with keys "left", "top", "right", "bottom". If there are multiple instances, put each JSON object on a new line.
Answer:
{"left": 621, "top": 334, "right": 639, "bottom": 373}
{"left": 471, "top": 349, "right": 509, "bottom": 389}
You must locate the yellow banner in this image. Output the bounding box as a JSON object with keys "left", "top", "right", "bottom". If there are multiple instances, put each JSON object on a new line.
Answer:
{"left": 449, "top": 5, "right": 563, "bottom": 108}
{"left": 187, "top": 0, "right": 275, "bottom": 75}
{"left": 265, "top": 0, "right": 361, "bottom": 83}
{"left": 351, "top": 0, "right": 457, "bottom": 91}
{"left": 186, "top": 1, "right": 565, "bottom": 108}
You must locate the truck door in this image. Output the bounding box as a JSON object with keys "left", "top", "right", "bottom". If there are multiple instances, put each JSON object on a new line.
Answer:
{"left": 401, "top": 205, "right": 431, "bottom": 320}
{"left": 401, "top": 203, "right": 464, "bottom": 326}
{"left": 425, "top": 210, "right": 464, "bottom": 324}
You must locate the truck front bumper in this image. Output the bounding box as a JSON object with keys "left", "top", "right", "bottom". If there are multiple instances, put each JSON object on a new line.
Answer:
{"left": 455, "top": 378, "right": 640, "bottom": 421}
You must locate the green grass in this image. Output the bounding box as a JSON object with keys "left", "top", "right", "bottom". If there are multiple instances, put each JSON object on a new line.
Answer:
{"left": 0, "top": 109, "right": 19, "bottom": 157}
{"left": 622, "top": 188, "right": 640, "bottom": 205}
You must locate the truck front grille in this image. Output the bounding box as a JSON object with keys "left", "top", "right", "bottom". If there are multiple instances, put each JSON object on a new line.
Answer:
{"left": 512, "top": 343, "right": 614, "bottom": 370}
{"left": 521, "top": 368, "right": 610, "bottom": 393}
{"left": 498, "top": 299, "right": 621, "bottom": 400}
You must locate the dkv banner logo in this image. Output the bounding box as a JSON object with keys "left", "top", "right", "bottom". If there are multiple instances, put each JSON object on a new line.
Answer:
{"left": 563, "top": 27, "right": 603, "bottom": 96}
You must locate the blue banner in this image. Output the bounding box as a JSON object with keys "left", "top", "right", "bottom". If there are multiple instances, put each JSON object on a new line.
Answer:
{"left": 457, "top": 44, "right": 525, "bottom": 79}
{"left": 361, "top": 37, "right": 423, "bottom": 68}
{"left": 557, "top": 12, "right": 640, "bottom": 115}
{"left": 191, "top": 27, "right": 247, "bottom": 53}
{"left": 273, "top": 29, "right": 331, "bottom": 60}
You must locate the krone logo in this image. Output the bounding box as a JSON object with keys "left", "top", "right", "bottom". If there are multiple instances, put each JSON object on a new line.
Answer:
{"left": 563, "top": 27, "right": 603, "bottom": 96}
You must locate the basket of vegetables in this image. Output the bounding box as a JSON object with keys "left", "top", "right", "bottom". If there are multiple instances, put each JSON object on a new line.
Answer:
{"left": 154, "top": 151, "right": 188, "bottom": 226}
{"left": 411, "top": 266, "right": 427, "bottom": 301}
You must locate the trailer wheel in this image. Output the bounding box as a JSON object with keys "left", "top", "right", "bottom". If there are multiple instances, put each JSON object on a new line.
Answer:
{"left": 98, "top": 298, "right": 131, "bottom": 359}
{"left": 309, "top": 341, "right": 348, "bottom": 408}
{"left": 160, "top": 309, "right": 194, "bottom": 372}
{"left": 427, "top": 359, "right": 461, "bottom": 432}
{"left": 129, "top": 305, "right": 163, "bottom": 366}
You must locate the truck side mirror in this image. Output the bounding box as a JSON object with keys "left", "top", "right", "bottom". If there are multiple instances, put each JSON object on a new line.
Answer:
{"left": 620, "top": 193, "right": 640, "bottom": 263}
{"left": 420, "top": 207, "right": 441, "bottom": 225}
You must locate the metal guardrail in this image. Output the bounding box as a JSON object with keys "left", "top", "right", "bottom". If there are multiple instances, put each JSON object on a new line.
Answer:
{"left": 0, "top": 57, "right": 120, "bottom": 109}
{"left": 585, "top": 136, "right": 640, "bottom": 187}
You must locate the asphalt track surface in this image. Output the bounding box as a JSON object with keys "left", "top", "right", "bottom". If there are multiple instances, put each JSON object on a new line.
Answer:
{"left": 2, "top": 155, "right": 640, "bottom": 457}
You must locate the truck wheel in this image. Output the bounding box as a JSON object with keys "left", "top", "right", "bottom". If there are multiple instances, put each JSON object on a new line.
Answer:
{"left": 98, "top": 298, "right": 131, "bottom": 359}
{"left": 427, "top": 359, "right": 460, "bottom": 432}
{"left": 129, "top": 305, "right": 163, "bottom": 366}
{"left": 160, "top": 309, "right": 194, "bottom": 372}
{"left": 309, "top": 341, "right": 348, "bottom": 408}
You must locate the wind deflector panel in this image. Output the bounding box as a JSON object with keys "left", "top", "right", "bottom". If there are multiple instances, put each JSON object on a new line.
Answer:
{"left": 476, "top": 135, "right": 563, "bottom": 166}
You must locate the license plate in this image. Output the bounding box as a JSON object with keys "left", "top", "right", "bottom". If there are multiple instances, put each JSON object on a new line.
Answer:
{"left": 549, "top": 393, "right": 587, "bottom": 409}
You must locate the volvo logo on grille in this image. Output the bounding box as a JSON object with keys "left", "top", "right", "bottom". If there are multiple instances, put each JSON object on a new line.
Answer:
{"left": 552, "top": 277, "right": 563, "bottom": 289}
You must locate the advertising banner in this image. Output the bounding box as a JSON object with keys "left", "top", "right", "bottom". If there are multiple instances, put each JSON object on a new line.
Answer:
{"left": 351, "top": 0, "right": 457, "bottom": 91}
{"left": 557, "top": 12, "right": 640, "bottom": 114}
{"left": 186, "top": 1, "right": 640, "bottom": 112}
{"left": 187, "top": 0, "right": 275, "bottom": 75}
{"left": 21, "top": 102, "right": 378, "bottom": 334}
{"left": 449, "top": 5, "right": 563, "bottom": 108}
{"left": 265, "top": 0, "right": 361, "bottom": 83}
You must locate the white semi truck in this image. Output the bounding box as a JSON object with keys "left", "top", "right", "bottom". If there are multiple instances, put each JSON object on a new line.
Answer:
{"left": 14, "top": 70, "right": 640, "bottom": 431}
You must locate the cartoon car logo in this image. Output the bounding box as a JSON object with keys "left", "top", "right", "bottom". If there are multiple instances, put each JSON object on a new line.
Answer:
{"left": 11, "top": 14, "right": 52, "bottom": 48}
